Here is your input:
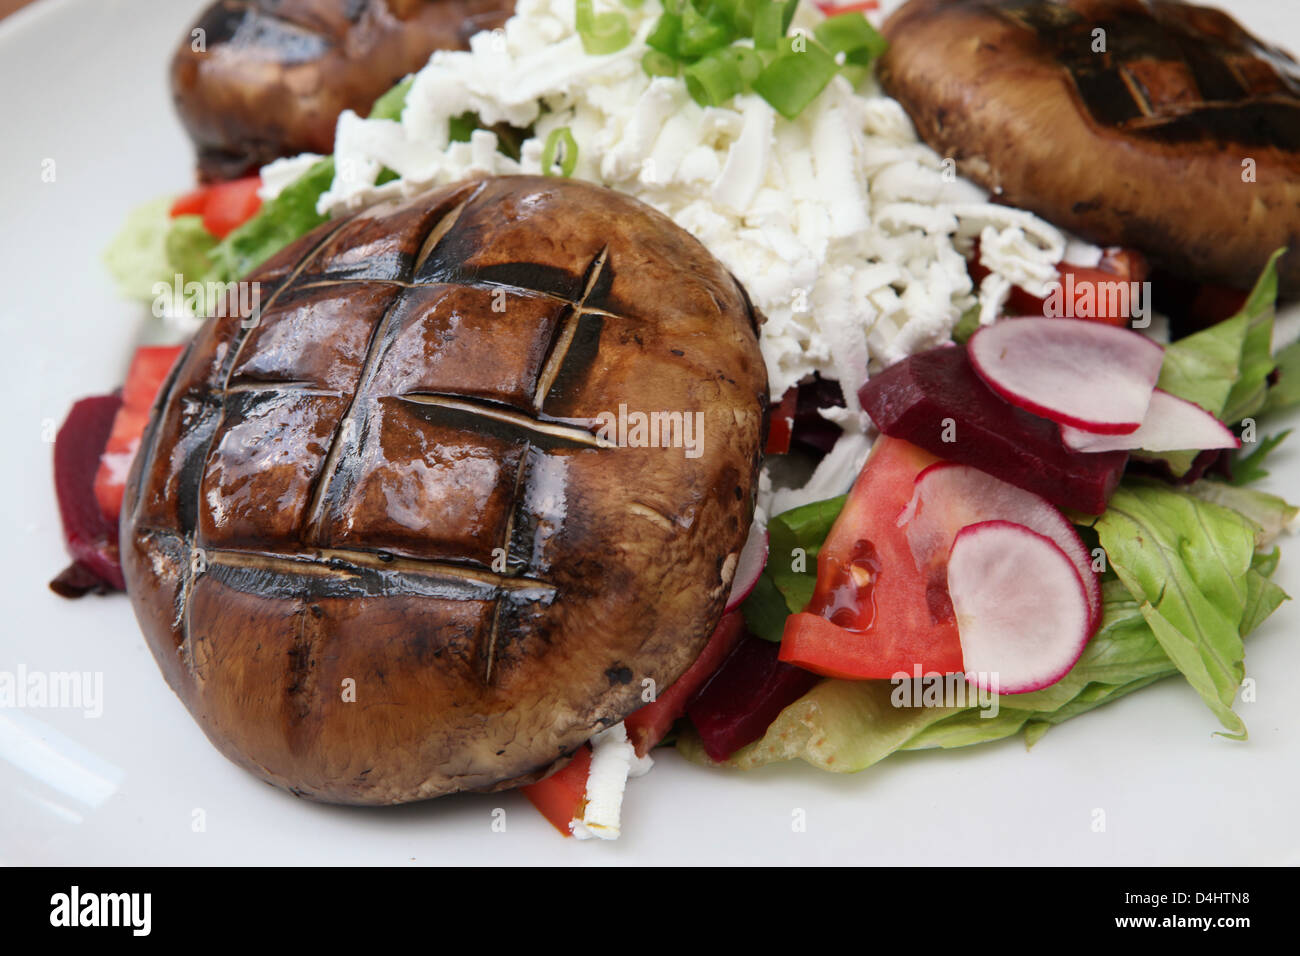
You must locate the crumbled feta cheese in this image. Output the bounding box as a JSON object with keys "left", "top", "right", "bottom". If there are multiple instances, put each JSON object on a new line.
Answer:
{"left": 290, "top": 0, "right": 1078, "bottom": 425}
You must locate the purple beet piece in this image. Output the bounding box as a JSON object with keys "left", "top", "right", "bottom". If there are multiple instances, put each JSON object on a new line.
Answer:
{"left": 687, "top": 634, "right": 822, "bottom": 762}
{"left": 790, "top": 374, "right": 846, "bottom": 457}
{"left": 51, "top": 393, "right": 126, "bottom": 596}
{"left": 858, "top": 345, "right": 1127, "bottom": 514}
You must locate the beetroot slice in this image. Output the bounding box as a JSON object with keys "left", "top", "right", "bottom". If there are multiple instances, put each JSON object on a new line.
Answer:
{"left": 687, "top": 634, "right": 822, "bottom": 762}
{"left": 858, "top": 346, "right": 1127, "bottom": 515}
{"left": 51, "top": 393, "right": 126, "bottom": 596}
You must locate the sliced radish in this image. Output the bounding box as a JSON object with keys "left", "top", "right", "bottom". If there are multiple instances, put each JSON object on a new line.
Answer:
{"left": 725, "top": 517, "right": 769, "bottom": 612}
{"left": 1060, "top": 389, "right": 1240, "bottom": 453}
{"left": 899, "top": 462, "right": 1102, "bottom": 629}
{"left": 947, "top": 520, "right": 1092, "bottom": 694}
{"left": 968, "top": 317, "right": 1163, "bottom": 435}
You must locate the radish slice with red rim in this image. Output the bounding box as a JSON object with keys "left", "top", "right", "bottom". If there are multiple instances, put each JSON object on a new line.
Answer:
{"left": 725, "top": 517, "right": 769, "bottom": 612}
{"left": 968, "top": 318, "right": 1164, "bottom": 435}
{"left": 1060, "top": 389, "right": 1240, "bottom": 453}
{"left": 901, "top": 462, "right": 1102, "bottom": 630}
{"left": 948, "top": 520, "right": 1092, "bottom": 695}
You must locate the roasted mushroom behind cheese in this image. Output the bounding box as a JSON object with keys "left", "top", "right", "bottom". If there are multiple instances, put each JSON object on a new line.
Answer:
{"left": 120, "top": 175, "right": 768, "bottom": 805}
{"left": 878, "top": 0, "right": 1300, "bottom": 297}
{"left": 172, "top": 0, "right": 515, "bottom": 181}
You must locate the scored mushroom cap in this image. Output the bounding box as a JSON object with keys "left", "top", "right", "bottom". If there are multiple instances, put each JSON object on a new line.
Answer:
{"left": 121, "top": 175, "right": 768, "bottom": 805}
{"left": 879, "top": 0, "right": 1300, "bottom": 296}
{"left": 172, "top": 0, "right": 515, "bottom": 182}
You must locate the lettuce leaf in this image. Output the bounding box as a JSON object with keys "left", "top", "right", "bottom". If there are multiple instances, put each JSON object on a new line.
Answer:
{"left": 102, "top": 196, "right": 175, "bottom": 300}
{"left": 1228, "top": 428, "right": 1291, "bottom": 485}
{"left": 741, "top": 573, "right": 789, "bottom": 642}
{"left": 1264, "top": 340, "right": 1300, "bottom": 416}
{"left": 1182, "top": 480, "right": 1298, "bottom": 549}
{"left": 1091, "top": 482, "right": 1258, "bottom": 738}
{"left": 164, "top": 214, "right": 218, "bottom": 279}
{"left": 743, "top": 495, "right": 846, "bottom": 641}
{"left": 1142, "top": 251, "right": 1283, "bottom": 476}
{"left": 1243, "top": 557, "right": 1288, "bottom": 637}
{"left": 1156, "top": 250, "right": 1282, "bottom": 425}
{"left": 1222, "top": 250, "right": 1283, "bottom": 424}
{"left": 766, "top": 495, "right": 846, "bottom": 612}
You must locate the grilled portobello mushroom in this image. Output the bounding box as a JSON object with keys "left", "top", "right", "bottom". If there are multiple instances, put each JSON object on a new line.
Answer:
{"left": 878, "top": 0, "right": 1300, "bottom": 297}
{"left": 172, "top": 0, "right": 515, "bottom": 182}
{"left": 120, "top": 175, "right": 768, "bottom": 805}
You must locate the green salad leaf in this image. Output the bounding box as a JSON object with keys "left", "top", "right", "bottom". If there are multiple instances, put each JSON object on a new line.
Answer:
{"left": 742, "top": 495, "right": 845, "bottom": 642}
{"left": 1157, "top": 249, "right": 1283, "bottom": 426}
{"left": 1243, "top": 550, "right": 1289, "bottom": 638}
{"left": 103, "top": 196, "right": 174, "bottom": 300}
{"left": 741, "top": 573, "right": 788, "bottom": 642}
{"left": 1264, "top": 340, "right": 1300, "bottom": 416}
{"left": 1228, "top": 428, "right": 1292, "bottom": 485}
{"left": 1183, "top": 480, "right": 1297, "bottom": 549}
{"left": 1091, "top": 482, "right": 1259, "bottom": 739}
{"left": 164, "top": 214, "right": 218, "bottom": 279}
{"left": 1141, "top": 250, "right": 1283, "bottom": 476}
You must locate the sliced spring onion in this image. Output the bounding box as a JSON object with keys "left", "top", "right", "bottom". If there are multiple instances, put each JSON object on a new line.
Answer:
{"left": 542, "top": 126, "right": 579, "bottom": 177}
{"left": 712, "top": 0, "right": 759, "bottom": 34}
{"left": 646, "top": 12, "right": 683, "bottom": 55}
{"left": 726, "top": 45, "right": 764, "bottom": 85}
{"left": 752, "top": 38, "right": 839, "bottom": 119}
{"left": 684, "top": 49, "right": 745, "bottom": 106}
{"left": 753, "top": 0, "right": 799, "bottom": 50}
{"left": 642, "top": 49, "right": 680, "bottom": 76}
{"left": 575, "top": 0, "right": 633, "bottom": 55}
{"left": 813, "top": 11, "right": 888, "bottom": 64}
{"left": 678, "top": 7, "right": 735, "bottom": 59}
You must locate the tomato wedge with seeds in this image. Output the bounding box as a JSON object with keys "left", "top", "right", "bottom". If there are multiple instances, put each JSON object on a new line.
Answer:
{"left": 779, "top": 436, "right": 965, "bottom": 679}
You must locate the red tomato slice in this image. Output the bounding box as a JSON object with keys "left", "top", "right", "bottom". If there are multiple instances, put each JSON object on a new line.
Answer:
{"left": 169, "top": 186, "right": 211, "bottom": 218}
{"left": 520, "top": 744, "right": 593, "bottom": 837}
{"left": 779, "top": 436, "right": 965, "bottom": 679}
{"left": 764, "top": 386, "right": 799, "bottom": 455}
{"left": 201, "top": 176, "right": 263, "bottom": 239}
{"left": 93, "top": 346, "right": 185, "bottom": 524}
{"left": 625, "top": 611, "right": 747, "bottom": 757}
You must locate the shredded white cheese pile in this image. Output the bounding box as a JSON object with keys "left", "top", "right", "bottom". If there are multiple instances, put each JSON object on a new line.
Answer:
{"left": 301, "top": 0, "right": 1087, "bottom": 436}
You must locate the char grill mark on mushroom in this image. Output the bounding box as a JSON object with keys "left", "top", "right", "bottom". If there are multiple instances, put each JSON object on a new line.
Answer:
{"left": 134, "top": 185, "right": 684, "bottom": 690}
{"left": 998, "top": 0, "right": 1300, "bottom": 147}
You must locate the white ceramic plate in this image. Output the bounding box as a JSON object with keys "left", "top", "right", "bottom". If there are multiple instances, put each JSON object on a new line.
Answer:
{"left": 1, "top": 0, "right": 1298, "bottom": 866}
